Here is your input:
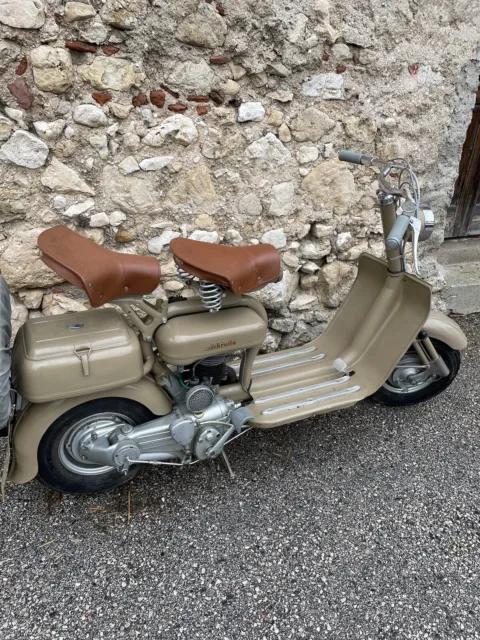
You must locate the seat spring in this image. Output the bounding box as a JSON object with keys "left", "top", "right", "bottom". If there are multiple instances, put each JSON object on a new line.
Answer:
{"left": 176, "top": 265, "right": 195, "bottom": 284}
{"left": 199, "top": 280, "right": 224, "bottom": 312}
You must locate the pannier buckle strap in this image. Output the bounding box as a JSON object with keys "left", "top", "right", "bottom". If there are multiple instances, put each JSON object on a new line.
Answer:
{"left": 74, "top": 346, "right": 92, "bottom": 376}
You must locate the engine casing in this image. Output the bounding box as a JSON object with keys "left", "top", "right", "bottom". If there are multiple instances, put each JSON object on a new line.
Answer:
{"left": 79, "top": 386, "right": 236, "bottom": 470}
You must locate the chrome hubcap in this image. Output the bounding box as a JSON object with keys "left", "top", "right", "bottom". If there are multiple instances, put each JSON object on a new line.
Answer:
{"left": 58, "top": 412, "right": 134, "bottom": 476}
{"left": 383, "top": 353, "right": 437, "bottom": 394}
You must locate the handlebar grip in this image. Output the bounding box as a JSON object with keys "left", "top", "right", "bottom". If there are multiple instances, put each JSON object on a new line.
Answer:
{"left": 338, "top": 150, "right": 366, "bottom": 164}
{"left": 385, "top": 215, "right": 411, "bottom": 250}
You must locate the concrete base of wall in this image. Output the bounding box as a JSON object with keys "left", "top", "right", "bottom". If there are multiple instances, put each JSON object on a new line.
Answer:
{"left": 438, "top": 238, "right": 480, "bottom": 314}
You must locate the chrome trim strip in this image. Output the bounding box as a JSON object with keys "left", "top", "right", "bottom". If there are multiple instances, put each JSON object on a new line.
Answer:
{"left": 230, "top": 346, "right": 318, "bottom": 371}
{"left": 251, "top": 353, "right": 326, "bottom": 377}
{"left": 254, "top": 375, "right": 350, "bottom": 405}
{"left": 262, "top": 385, "right": 361, "bottom": 416}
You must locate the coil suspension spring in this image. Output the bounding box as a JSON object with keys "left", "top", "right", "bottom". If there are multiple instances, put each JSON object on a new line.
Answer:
{"left": 176, "top": 265, "right": 195, "bottom": 284}
{"left": 199, "top": 280, "right": 224, "bottom": 312}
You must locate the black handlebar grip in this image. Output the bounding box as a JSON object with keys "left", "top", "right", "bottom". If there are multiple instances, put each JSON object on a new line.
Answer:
{"left": 338, "top": 150, "right": 365, "bottom": 164}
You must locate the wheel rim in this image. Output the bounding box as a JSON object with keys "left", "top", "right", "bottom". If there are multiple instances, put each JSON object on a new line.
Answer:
{"left": 383, "top": 353, "right": 438, "bottom": 395}
{"left": 58, "top": 412, "right": 134, "bottom": 476}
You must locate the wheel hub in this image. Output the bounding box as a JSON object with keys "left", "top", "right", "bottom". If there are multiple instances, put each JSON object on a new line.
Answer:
{"left": 59, "top": 412, "right": 134, "bottom": 476}
{"left": 384, "top": 354, "right": 436, "bottom": 394}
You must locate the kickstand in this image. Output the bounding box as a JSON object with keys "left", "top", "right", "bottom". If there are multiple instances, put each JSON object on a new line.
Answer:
{"left": 221, "top": 451, "right": 235, "bottom": 480}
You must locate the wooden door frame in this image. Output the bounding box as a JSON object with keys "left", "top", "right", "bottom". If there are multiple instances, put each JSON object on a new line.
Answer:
{"left": 447, "top": 88, "right": 480, "bottom": 238}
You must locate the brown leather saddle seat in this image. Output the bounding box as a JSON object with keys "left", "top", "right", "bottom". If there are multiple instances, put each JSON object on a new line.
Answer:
{"left": 37, "top": 226, "right": 161, "bottom": 307}
{"left": 170, "top": 238, "right": 281, "bottom": 295}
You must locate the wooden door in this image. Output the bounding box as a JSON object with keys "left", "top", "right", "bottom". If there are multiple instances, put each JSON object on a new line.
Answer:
{"left": 445, "top": 89, "right": 480, "bottom": 238}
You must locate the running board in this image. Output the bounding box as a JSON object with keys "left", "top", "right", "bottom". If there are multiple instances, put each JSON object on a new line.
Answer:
{"left": 254, "top": 374, "right": 350, "bottom": 404}
{"left": 231, "top": 345, "right": 325, "bottom": 378}
{"left": 248, "top": 375, "right": 363, "bottom": 428}
{"left": 240, "top": 345, "right": 318, "bottom": 365}
{"left": 250, "top": 353, "right": 325, "bottom": 377}
{"left": 261, "top": 385, "right": 361, "bottom": 416}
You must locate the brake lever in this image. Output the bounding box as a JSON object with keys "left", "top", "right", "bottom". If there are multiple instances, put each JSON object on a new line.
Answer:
{"left": 408, "top": 216, "right": 422, "bottom": 275}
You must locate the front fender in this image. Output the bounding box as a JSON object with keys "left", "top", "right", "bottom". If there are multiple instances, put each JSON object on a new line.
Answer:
{"left": 8, "top": 376, "right": 172, "bottom": 485}
{"left": 423, "top": 311, "right": 467, "bottom": 351}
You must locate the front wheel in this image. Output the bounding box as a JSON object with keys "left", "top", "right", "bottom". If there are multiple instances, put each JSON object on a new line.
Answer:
{"left": 37, "top": 398, "right": 154, "bottom": 494}
{"left": 370, "top": 339, "right": 461, "bottom": 407}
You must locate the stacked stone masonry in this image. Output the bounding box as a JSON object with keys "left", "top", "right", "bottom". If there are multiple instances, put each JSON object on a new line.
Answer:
{"left": 0, "top": 0, "right": 479, "bottom": 347}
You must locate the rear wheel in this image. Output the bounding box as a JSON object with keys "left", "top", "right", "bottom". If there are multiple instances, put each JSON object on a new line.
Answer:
{"left": 37, "top": 398, "right": 153, "bottom": 494}
{"left": 370, "top": 339, "right": 461, "bottom": 406}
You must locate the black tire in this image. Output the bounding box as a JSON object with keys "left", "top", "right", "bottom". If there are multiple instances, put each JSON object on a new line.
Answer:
{"left": 370, "top": 339, "right": 461, "bottom": 407}
{"left": 37, "top": 398, "right": 154, "bottom": 494}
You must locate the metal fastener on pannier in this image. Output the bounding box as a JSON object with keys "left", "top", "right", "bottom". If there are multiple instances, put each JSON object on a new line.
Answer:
{"left": 74, "top": 346, "right": 91, "bottom": 376}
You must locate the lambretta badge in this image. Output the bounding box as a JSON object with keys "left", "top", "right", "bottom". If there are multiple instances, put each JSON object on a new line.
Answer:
{"left": 206, "top": 339, "right": 236, "bottom": 351}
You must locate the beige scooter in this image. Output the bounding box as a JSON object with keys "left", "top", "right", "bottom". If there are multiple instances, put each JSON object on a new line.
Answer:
{"left": 2, "top": 151, "right": 467, "bottom": 494}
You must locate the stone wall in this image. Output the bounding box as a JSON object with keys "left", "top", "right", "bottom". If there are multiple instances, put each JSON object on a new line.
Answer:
{"left": 1, "top": 0, "right": 479, "bottom": 348}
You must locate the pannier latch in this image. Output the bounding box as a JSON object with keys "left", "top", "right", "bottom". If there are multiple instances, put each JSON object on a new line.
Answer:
{"left": 74, "top": 346, "right": 92, "bottom": 376}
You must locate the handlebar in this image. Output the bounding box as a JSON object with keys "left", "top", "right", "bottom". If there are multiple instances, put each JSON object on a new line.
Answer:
{"left": 338, "top": 150, "right": 369, "bottom": 165}
{"left": 338, "top": 149, "right": 431, "bottom": 276}
{"left": 338, "top": 149, "right": 410, "bottom": 197}
{"left": 338, "top": 149, "right": 383, "bottom": 167}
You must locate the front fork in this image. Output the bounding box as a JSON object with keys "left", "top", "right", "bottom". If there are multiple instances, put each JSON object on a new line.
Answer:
{"left": 411, "top": 331, "right": 450, "bottom": 378}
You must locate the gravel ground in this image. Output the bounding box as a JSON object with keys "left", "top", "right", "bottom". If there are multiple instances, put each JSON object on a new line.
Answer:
{"left": 1, "top": 314, "right": 479, "bottom": 640}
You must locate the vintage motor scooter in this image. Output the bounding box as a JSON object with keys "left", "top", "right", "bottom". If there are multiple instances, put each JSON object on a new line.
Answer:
{"left": 0, "top": 150, "right": 467, "bottom": 495}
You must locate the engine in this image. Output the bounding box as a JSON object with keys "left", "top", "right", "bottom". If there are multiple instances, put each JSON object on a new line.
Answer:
{"left": 180, "top": 354, "right": 237, "bottom": 387}
{"left": 77, "top": 376, "right": 252, "bottom": 473}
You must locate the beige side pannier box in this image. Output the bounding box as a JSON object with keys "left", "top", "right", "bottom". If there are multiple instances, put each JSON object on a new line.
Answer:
{"left": 12, "top": 308, "right": 144, "bottom": 403}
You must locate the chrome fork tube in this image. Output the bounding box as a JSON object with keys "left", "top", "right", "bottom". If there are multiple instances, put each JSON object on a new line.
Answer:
{"left": 416, "top": 330, "right": 450, "bottom": 377}
{"left": 409, "top": 332, "right": 450, "bottom": 378}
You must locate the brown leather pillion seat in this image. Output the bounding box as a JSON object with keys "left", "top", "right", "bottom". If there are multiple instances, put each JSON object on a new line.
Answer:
{"left": 170, "top": 238, "right": 282, "bottom": 295}
{"left": 37, "top": 226, "right": 161, "bottom": 307}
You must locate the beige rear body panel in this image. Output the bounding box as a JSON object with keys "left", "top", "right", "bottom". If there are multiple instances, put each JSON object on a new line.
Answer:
{"left": 8, "top": 376, "right": 172, "bottom": 484}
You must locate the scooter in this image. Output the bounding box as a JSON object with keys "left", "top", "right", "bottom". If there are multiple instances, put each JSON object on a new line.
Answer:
{"left": 0, "top": 150, "right": 467, "bottom": 495}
